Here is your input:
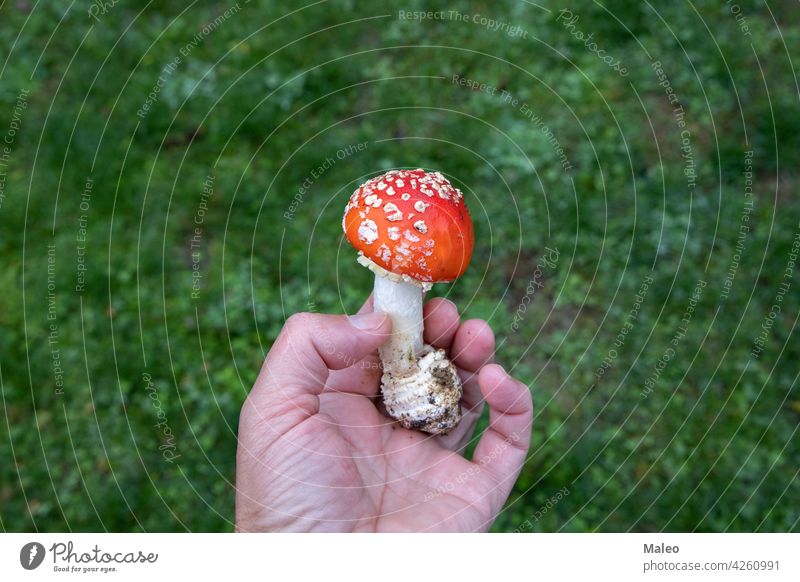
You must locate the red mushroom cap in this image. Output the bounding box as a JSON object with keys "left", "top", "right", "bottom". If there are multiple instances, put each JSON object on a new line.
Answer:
{"left": 343, "top": 169, "right": 474, "bottom": 283}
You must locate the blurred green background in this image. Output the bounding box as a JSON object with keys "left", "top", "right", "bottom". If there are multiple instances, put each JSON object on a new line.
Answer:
{"left": 1, "top": 0, "right": 798, "bottom": 532}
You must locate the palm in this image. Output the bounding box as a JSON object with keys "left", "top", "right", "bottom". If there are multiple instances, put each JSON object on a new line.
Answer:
{"left": 281, "top": 367, "right": 495, "bottom": 532}
{"left": 236, "top": 298, "right": 532, "bottom": 532}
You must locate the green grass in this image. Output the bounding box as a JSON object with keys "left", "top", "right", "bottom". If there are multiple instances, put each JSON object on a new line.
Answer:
{"left": 0, "top": 0, "right": 798, "bottom": 532}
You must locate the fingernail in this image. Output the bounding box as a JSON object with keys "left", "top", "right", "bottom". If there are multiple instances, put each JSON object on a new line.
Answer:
{"left": 348, "top": 312, "right": 388, "bottom": 331}
{"left": 491, "top": 363, "right": 508, "bottom": 378}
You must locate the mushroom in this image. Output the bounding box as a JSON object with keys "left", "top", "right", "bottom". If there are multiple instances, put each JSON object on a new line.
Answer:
{"left": 342, "top": 168, "right": 474, "bottom": 434}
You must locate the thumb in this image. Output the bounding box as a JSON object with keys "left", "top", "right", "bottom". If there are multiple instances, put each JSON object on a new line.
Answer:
{"left": 249, "top": 311, "right": 391, "bottom": 425}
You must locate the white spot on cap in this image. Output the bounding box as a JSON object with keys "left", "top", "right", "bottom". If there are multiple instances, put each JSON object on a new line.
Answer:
{"left": 358, "top": 219, "right": 378, "bottom": 244}
{"left": 413, "top": 220, "right": 428, "bottom": 234}
{"left": 396, "top": 179, "right": 404, "bottom": 187}
{"left": 414, "top": 200, "right": 429, "bottom": 212}
{"left": 387, "top": 226, "right": 401, "bottom": 240}
{"left": 386, "top": 186, "right": 396, "bottom": 196}
{"left": 401, "top": 193, "right": 410, "bottom": 201}
{"left": 384, "top": 202, "right": 402, "bottom": 221}
{"left": 377, "top": 181, "right": 387, "bottom": 190}
{"left": 404, "top": 230, "right": 420, "bottom": 242}
{"left": 364, "top": 194, "right": 382, "bottom": 207}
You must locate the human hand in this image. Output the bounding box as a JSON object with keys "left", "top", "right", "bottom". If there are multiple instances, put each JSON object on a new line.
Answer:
{"left": 235, "top": 297, "right": 533, "bottom": 532}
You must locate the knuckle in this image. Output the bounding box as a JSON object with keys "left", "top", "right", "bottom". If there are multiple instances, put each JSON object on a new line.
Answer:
{"left": 284, "top": 312, "right": 315, "bottom": 334}
{"left": 239, "top": 395, "right": 259, "bottom": 428}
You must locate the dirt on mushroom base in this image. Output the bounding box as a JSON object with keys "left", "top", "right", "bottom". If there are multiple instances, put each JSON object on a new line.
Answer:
{"left": 382, "top": 348, "right": 463, "bottom": 434}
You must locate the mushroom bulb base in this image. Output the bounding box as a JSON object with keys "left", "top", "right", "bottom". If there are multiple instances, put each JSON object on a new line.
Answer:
{"left": 381, "top": 347, "right": 463, "bottom": 435}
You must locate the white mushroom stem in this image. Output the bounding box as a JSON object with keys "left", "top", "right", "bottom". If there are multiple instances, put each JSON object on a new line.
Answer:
{"left": 373, "top": 274, "right": 424, "bottom": 376}
{"left": 357, "top": 253, "right": 463, "bottom": 434}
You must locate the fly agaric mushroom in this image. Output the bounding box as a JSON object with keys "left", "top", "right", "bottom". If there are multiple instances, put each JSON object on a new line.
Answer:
{"left": 342, "top": 168, "right": 474, "bottom": 434}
